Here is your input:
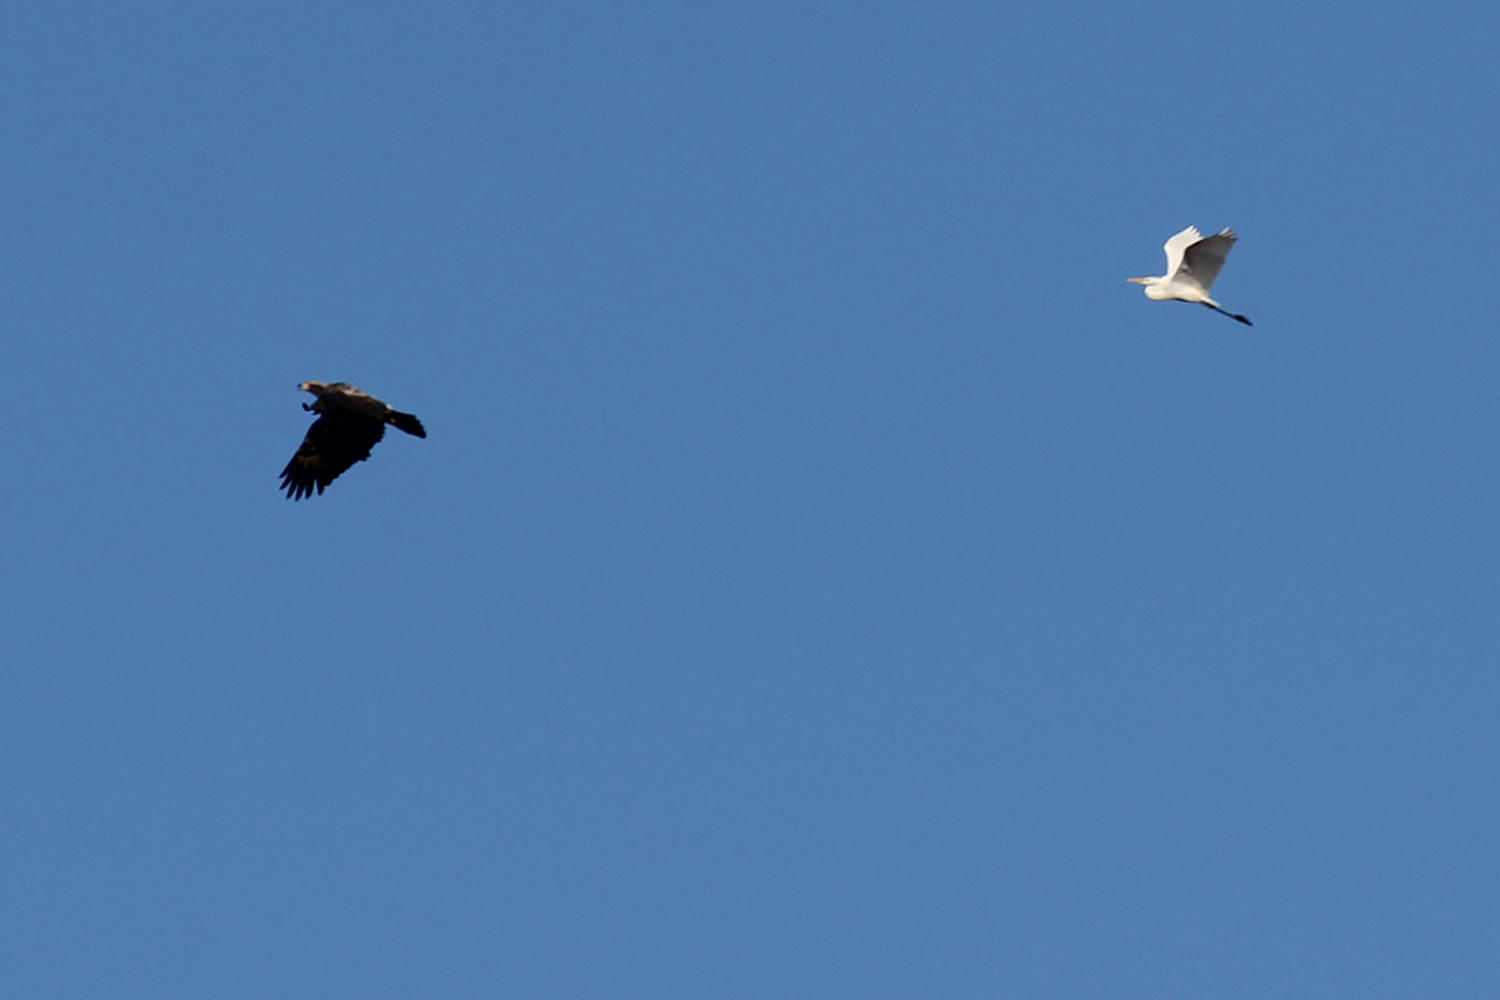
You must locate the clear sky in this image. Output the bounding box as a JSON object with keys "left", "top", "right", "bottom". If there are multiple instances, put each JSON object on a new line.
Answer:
{"left": 3, "top": 2, "right": 1498, "bottom": 997}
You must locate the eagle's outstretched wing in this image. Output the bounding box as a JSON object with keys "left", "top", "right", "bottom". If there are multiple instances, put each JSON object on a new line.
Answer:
{"left": 279, "top": 413, "right": 387, "bottom": 500}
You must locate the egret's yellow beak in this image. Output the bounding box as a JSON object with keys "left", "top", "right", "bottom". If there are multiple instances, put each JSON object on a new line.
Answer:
{"left": 1126, "top": 277, "right": 1150, "bottom": 284}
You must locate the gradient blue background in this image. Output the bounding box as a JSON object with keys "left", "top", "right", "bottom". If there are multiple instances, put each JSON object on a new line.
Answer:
{"left": 3, "top": 2, "right": 1498, "bottom": 996}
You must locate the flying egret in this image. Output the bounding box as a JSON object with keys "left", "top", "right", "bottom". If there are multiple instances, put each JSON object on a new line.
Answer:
{"left": 1128, "top": 226, "right": 1251, "bottom": 326}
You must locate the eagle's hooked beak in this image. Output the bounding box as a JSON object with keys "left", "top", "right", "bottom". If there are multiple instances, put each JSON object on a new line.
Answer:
{"left": 1126, "top": 277, "right": 1151, "bottom": 284}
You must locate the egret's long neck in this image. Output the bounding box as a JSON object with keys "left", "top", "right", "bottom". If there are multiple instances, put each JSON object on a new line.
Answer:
{"left": 1142, "top": 277, "right": 1171, "bottom": 300}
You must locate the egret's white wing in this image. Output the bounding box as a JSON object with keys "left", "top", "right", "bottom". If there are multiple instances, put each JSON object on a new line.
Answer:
{"left": 1161, "top": 226, "right": 1203, "bottom": 279}
{"left": 1181, "top": 228, "right": 1238, "bottom": 291}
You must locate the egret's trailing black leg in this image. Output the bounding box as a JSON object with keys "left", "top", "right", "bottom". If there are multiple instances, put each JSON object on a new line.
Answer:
{"left": 1203, "top": 302, "right": 1252, "bottom": 326}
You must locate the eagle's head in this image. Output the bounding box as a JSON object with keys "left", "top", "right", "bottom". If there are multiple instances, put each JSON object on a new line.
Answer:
{"left": 298, "top": 380, "right": 329, "bottom": 395}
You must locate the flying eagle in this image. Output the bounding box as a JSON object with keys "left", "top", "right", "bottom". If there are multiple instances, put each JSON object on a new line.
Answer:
{"left": 280, "top": 381, "right": 427, "bottom": 500}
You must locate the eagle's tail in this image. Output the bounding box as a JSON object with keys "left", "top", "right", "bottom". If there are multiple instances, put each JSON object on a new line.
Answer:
{"left": 389, "top": 411, "right": 427, "bottom": 438}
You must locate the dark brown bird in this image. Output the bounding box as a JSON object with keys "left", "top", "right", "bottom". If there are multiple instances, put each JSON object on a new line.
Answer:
{"left": 280, "top": 381, "right": 426, "bottom": 500}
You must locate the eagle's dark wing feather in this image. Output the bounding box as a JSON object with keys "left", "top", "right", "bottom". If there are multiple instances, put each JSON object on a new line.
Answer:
{"left": 279, "top": 413, "right": 387, "bottom": 500}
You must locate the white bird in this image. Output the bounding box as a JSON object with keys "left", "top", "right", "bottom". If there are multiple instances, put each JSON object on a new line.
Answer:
{"left": 1128, "top": 226, "right": 1251, "bottom": 326}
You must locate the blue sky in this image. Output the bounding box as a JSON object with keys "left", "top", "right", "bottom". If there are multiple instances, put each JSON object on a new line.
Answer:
{"left": 3, "top": 2, "right": 1498, "bottom": 997}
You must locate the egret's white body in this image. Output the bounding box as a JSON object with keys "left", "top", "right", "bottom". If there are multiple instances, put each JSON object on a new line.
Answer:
{"left": 1129, "top": 226, "right": 1251, "bottom": 325}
